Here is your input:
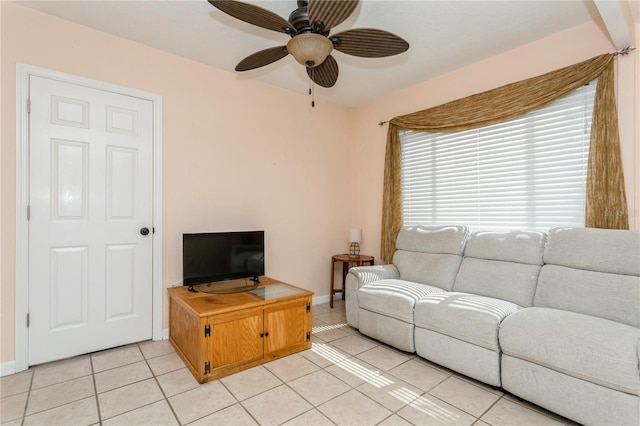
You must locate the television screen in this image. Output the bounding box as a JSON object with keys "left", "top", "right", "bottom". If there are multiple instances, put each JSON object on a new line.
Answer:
{"left": 183, "top": 231, "right": 264, "bottom": 290}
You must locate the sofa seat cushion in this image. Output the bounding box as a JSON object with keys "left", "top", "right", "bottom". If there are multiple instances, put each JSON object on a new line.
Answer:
{"left": 414, "top": 293, "right": 521, "bottom": 351}
{"left": 358, "top": 279, "right": 444, "bottom": 323}
{"left": 500, "top": 307, "right": 640, "bottom": 395}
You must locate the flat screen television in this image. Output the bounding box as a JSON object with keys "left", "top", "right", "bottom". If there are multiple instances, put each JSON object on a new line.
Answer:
{"left": 183, "top": 231, "right": 264, "bottom": 293}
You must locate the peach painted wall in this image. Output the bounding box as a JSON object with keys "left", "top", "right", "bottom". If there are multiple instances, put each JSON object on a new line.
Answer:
{"left": 1, "top": 3, "right": 354, "bottom": 364}
{"left": 351, "top": 20, "right": 640, "bottom": 261}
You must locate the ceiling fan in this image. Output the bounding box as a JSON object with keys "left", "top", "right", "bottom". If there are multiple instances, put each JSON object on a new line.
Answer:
{"left": 208, "top": 0, "right": 410, "bottom": 88}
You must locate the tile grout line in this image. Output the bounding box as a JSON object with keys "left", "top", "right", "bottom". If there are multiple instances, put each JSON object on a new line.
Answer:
{"left": 139, "top": 343, "right": 183, "bottom": 426}
{"left": 89, "top": 353, "right": 104, "bottom": 425}
{"left": 90, "top": 345, "right": 169, "bottom": 423}
{"left": 217, "top": 378, "right": 262, "bottom": 425}
{"left": 16, "top": 356, "right": 98, "bottom": 421}
{"left": 19, "top": 367, "right": 35, "bottom": 426}
{"left": 501, "top": 393, "right": 570, "bottom": 424}
{"left": 381, "top": 360, "right": 453, "bottom": 425}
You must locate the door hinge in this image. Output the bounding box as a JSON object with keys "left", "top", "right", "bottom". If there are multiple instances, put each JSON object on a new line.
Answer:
{"left": 306, "top": 303, "right": 310, "bottom": 313}
{"left": 204, "top": 360, "right": 211, "bottom": 375}
{"left": 27, "top": 205, "right": 31, "bottom": 221}
{"left": 204, "top": 324, "right": 211, "bottom": 337}
{"left": 27, "top": 313, "right": 30, "bottom": 328}
{"left": 306, "top": 331, "right": 311, "bottom": 342}
{"left": 27, "top": 99, "right": 31, "bottom": 114}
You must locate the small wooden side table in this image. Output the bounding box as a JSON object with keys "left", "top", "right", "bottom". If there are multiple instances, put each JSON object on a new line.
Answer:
{"left": 330, "top": 254, "right": 374, "bottom": 308}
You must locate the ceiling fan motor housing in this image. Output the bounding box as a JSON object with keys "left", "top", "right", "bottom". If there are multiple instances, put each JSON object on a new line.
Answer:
{"left": 289, "top": 2, "right": 312, "bottom": 34}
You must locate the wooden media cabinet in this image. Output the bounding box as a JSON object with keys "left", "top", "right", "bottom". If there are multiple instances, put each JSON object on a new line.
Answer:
{"left": 168, "top": 276, "right": 313, "bottom": 383}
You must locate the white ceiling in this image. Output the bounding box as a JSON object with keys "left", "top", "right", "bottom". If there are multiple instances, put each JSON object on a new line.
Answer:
{"left": 16, "top": 0, "right": 603, "bottom": 107}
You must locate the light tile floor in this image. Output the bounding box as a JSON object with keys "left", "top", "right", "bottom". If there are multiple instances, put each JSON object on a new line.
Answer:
{"left": 0, "top": 300, "right": 575, "bottom": 426}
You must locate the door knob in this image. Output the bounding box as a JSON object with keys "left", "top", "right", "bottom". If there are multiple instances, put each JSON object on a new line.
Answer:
{"left": 140, "top": 227, "right": 150, "bottom": 236}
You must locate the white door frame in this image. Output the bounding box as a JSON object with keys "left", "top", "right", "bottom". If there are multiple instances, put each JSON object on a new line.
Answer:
{"left": 15, "top": 64, "right": 163, "bottom": 373}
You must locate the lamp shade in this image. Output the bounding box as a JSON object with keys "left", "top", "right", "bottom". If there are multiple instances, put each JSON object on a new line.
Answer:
{"left": 286, "top": 33, "right": 333, "bottom": 67}
{"left": 349, "top": 228, "right": 362, "bottom": 243}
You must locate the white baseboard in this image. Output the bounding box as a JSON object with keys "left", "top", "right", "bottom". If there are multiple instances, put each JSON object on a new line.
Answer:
{"left": 1, "top": 361, "right": 16, "bottom": 377}
{"left": 162, "top": 328, "right": 169, "bottom": 340}
{"left": 312, "top": 294, "right": 331, "bottom": 305}
{"left": 313, "top": 294, "right": 343, "bottom": 306}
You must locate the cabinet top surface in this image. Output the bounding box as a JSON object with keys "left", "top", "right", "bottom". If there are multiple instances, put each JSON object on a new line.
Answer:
{"left": 168, "top": 276, "right": 313, "bottom": 316}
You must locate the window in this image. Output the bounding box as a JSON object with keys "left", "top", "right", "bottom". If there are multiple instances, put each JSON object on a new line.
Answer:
{"left": 400, "top": 81, "right": 597, "bottom": 231}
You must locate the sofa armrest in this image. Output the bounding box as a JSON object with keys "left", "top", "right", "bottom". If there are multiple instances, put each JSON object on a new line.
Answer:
{"left": 345, "top": 265, "right": 400, "bottom": 328}
{"left": 348, "top": 264, "right": 400, "bottom": 286}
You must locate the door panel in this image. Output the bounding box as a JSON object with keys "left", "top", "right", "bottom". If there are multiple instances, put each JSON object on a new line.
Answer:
{"left": 51, "top": 95, "right": 89, "bottom": 128}
{"left": 52, "top": 139, "right": 89, "bottom": 220}
{"left": 28, "top": 75, "right": 153, "bottom": 365}
{"left": 105, "top": 244, "right": 136, "bottom": 319}
{"left": 107, "top": 147, "right": 137, "bottom": 219}
{"left": 50, "top": 246, "right": 88, "bottom": 330}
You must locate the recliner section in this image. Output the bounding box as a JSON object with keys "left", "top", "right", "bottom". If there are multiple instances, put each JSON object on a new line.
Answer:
{"left": 355, "top": 225, "right": 468, "bottom": 352}
{"left": 499, "top": 227, "right": 640, "bottom": 425}
{"left": 415, "top": 230, "right": 546, "bottom": 387}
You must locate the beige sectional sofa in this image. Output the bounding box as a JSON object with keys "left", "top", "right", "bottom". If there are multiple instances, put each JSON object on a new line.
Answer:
{"left": 345, "top": 225, "right": 640, "bottom": 425}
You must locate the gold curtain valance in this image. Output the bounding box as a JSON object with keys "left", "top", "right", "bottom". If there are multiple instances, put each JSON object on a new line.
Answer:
{"left": 390, "top": 54, "right": 611, "bottom": 132}
{"left": 381, "top": 53, "right": 628, "bottom": 263}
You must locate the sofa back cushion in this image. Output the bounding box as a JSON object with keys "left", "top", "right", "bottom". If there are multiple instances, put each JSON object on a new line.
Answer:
{"left": 393, "top": 225, "right": 468, "bottom": 291}
{"left": 535, "top": 227, "right": 640, "bottom": 327}
{"left": 453, "top": 231, "right": 547, "bottom": 306}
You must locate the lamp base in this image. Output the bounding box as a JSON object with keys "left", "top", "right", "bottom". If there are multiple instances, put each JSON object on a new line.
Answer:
{"left": 349, "top": 242, "right": 360, "bottom": 258}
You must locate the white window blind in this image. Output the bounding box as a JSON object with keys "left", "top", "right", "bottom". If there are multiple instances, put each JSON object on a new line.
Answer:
{"left": 400, "top": 81, "right": 596, "bottom": 232}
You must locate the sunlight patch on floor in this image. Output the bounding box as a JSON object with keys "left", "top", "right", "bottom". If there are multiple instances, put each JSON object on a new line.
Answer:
{"left": 404, "top": 392, "right": 462, "bottom": 423}
{"left": 312, "top": 322, "right": 349, "bottom": 334}
{"left": 311, "top": 342, "right": 393, "bottom": 388}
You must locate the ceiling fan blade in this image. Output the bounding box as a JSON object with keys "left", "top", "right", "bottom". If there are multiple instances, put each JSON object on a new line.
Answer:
{"left": 308, "top": 0, "right": 359, "bottom": 32}
{"left": 235, "top": 46, "right": 289, "bottom": 71}
{"left": 332, "top": 28, "right": 409, "bottom": 57}
{"left": 209, "top": 0, "right": 294, "bottom": 34}
{"left": 306, "top": 55, "right": 339, "bottom": 88}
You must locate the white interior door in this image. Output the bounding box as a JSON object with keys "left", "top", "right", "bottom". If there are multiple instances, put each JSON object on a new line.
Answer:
{"left": 28, "top": 75, "right": 154, "bottom": 365}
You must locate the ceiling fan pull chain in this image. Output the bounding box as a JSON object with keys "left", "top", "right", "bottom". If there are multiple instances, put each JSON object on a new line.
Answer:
{"left": 309, "top": 67, "right": 315, "bottom": 107}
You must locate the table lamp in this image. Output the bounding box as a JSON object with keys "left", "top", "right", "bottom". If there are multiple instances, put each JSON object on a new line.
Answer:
{"left": 349, "top": 228, "right": 362, "bottom": 258}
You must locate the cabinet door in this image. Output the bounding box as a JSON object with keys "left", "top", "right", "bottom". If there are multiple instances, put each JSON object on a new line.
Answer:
{"left": 263, "top": 298, "right": 310, "bottom": 356}
{"left": 209, "top": 308, "right": 263, "bottom": 368}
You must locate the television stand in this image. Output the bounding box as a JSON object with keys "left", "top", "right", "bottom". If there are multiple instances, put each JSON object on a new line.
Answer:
{"left": 168, "top": 276, "right": 313, "bottom": 383}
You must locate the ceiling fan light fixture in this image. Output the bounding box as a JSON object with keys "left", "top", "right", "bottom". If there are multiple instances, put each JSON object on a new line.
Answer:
{"left": 286, "top": 33, "right": 333, "bottom": 67}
